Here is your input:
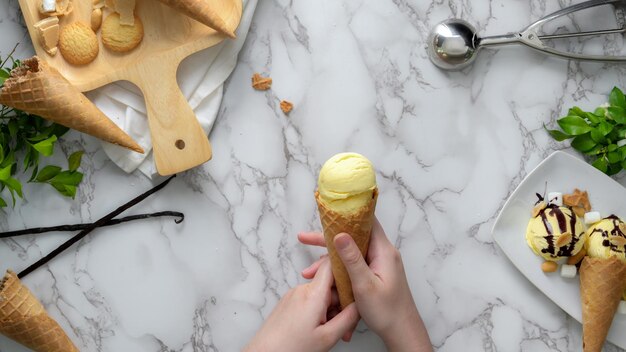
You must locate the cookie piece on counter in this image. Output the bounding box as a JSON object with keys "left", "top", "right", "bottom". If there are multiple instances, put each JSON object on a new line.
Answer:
{"left": 59, "top": 21, "right": 99, "bottom": 65}
{"left": 101, "top": 13, "right": 144, "bottom": 52}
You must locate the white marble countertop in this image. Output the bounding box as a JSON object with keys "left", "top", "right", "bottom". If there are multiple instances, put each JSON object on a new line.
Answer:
{"left": 2, "top": 0, "right": 626, "bottom": 351}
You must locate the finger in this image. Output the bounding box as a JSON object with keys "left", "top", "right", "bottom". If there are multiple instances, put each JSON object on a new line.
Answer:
{"left": 319, "top": 303, "right": 360, "bottom": 343}
{"left": 310, "top": 257, "right": 334, "bottom": 291}
{"left": 301, "top": 255, "right": 326, "bottom": 279}
{"left": 298, "top": 232, "right": 327, "bottom": 247}
{"left": 367, "top": 217, "right": 393, "bottom": 262}
{"left": 342, "top": 329, "right": 354, "bottom": 342}
{"left": 334, "top": 233, "right": 376, "bottom": 291}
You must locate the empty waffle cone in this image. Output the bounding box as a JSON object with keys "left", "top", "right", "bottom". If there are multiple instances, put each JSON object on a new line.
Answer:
{"left": 0, "top": 270, "right": 78, "bottom": 352}
{"left": 155, "top": 0, "right": 236, "bottom": 38}
{"left": 579, "top": 256, "right": 626, "bottom": 352}
{"left": 315, "top": 189, "right": 377, "bottom": 309}
{"left": 0, "top": 56, "right": 143, "bottom": 153}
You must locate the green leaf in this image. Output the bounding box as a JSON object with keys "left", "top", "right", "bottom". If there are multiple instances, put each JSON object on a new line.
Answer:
{"left": 594, "top": 107, "right": 608, "bottom": 117}
{"left": 4, "top": 177, "right": 23, "bottom": 198}
{"left": 592, "top": 157, "right": 609, "bottom": 173}
{"left": 49, "top": 183, "right": 77, "bottom": 198}
{"left": 49, "top": 171, "right": 83, "bottom": 186}
{"left": 608, "top": 107, "right": 626, "bottom": 124}
{"left": 546, "top": 127, "right": 573, "bottom": 141}
{"left": 68, "top": 151, "right": 83, "bottom": 172}
{"left": 28, "top": 165, "right": 38, "bottom": 183}
{"left": 585, "top": 144, "right": 604, "bottom": 155}
{"left": 569, "top": 106, "right": 587, "bottom": 118}
{"left": 50, "top": 124, "right": 69, "bottom": 138}
{"left": 0, "top": 196, "right": 7, "bottom": 208}
{"left": 571, "top": 133, "right": 597, "bottom": 152}
{"left": 558, "top": 116, "right": 593, "bottom": 135}
{"left": 608, "top": 144, "right": 618, "bottom": 152}
{"left": 610, "top": 87, "right": 626, "bottom": 110}
{"left": 0, "top": 68, "right": 8, "bottom": 87}
{"left": 585, "top": 112, "right": 601, "bottom": 125}
{"left": 30, "top": 135, "right": 57, "bottom": 156}
{"left": 7, "top": 120, "right": 17, "bottom": 139}
{"left": 597, "top": 121, "right": 615, "bottom": 136}
{"left": 1, "top": 151, "right": 15, "bottom": 169}
{"left": 0, "top": 165, "right": 11, "bottom": 181}
{"left": 35, "top": 165, "right": 61, "bottom": 182}
{"left": 23, "top": 146, "right": 38, "bottom": 170}
{"left": 608, "top": 151, "right": 621, "bottom": 163}
{"left": 607, "top": 163, "right": 622, "bottom": 176}
{"left": 591, "top": 128, "right": 607, "bottom": 144}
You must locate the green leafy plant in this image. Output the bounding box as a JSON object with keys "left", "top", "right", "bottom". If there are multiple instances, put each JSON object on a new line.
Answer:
{"left": 546, "top": 87, "right": 626, "bottom": 176}
{"left": 0, "top": 47, "right": 84, "bottom": 207}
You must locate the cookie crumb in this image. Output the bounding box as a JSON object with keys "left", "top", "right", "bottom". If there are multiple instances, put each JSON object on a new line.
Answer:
{"left": 280, "top": 100, "right": 293, "bottom": 114}
{"left": 252, "top": 73, "right": 272, "bottom": 90}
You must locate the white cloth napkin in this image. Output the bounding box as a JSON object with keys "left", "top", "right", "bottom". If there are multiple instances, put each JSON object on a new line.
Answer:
{"left": 87, "top": 0, "right": 257, "bottom": 178}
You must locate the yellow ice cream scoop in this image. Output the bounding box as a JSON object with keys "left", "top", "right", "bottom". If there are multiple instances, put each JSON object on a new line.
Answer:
{"left": 318, "top": 152, "right": 377, "bottom": 214}
{"left": 526, "top": 203, "right": 586, "bottom": 261}
{"left": 585, "top": 215, "right": 626, "bottom": 262}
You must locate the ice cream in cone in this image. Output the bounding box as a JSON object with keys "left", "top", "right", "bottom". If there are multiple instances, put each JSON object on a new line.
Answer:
{"left": 579, "top": 215, "right": 626, "bottom": 351}
{"left": 579, "top": 257, "right": 626, "bottom": 352}
{"left": 155, "top": 0, "right": 236, "bottom": 38}
{"left": 0, "top": 56, "right": 144, "bottom": 153}
{"left": 315, "top": 152, "right": 377, "bottom": 309}
{"left": 0, "top": 270, "right": 78, "bottom": 352}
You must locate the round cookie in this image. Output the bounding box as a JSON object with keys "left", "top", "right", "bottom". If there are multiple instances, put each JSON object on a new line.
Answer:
{"left": 101, "top": 13, "right": 144, "bottom": 53}
{"left": 59, "top": 21, "right": 99, "bottom": 65}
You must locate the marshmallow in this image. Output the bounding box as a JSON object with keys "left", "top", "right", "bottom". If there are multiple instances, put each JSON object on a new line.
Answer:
{"left": 584, "top": 212, "right": 602, "bottom": 225}
{"left": 560, "top": 264, "right": 577, "bottom": 278}
{"left": 547, "top": 192, "right": 563, "bottom": 206}
{"left": 42, "top": 0, "right": 56, "bottom": 12}
{"left": 619, "top": 301, "right": 626, "bottom": 315}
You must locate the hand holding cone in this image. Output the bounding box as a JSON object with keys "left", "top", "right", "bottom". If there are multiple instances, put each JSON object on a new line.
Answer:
{"left": 154, "top": 0, "right": 236, "bottom": 38}
{"left": 0, "top": 270, "right": 78, "bottom": 352}
{"left": 315, "top": 153, "right": 378, "bottom": 308}
{"left": 0, "top": 56, "right": 144, "bottom": 154}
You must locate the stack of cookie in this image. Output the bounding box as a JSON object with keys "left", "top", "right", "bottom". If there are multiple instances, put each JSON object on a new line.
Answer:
{"left": 33, "top": 0, "right": 144, "bottom": 66}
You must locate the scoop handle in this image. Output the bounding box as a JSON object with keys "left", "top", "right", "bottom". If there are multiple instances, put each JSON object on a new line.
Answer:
{"left": 133, "top": 57, "right": 212, "bottom": 176}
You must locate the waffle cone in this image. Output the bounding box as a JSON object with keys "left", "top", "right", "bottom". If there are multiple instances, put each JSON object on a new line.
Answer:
{"left": 579, "top": 257, "right": 626, "bottom": 352}
{"left": 156, "top": 0, "right": 236, "bottom": 38}
{"left": 0, "top": 57, "right": 143, "bottom": 153}
{"left": 315, "top": 189, "right": 378, "bottom": 309}
{"left": 0, "top": 271, "right": 78, "bottom": 352}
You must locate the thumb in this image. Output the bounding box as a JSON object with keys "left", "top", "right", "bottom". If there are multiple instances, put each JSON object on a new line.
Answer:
{"left": 318, "top": 303, "right": 360, "bottom": 344}
{"left": 334, "top": 233, "right": 374, "bottom": 291}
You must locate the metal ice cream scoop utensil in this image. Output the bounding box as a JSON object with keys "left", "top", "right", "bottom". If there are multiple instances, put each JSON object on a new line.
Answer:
{"left": 427, "top": 0, "right": 626, "bottom": 70}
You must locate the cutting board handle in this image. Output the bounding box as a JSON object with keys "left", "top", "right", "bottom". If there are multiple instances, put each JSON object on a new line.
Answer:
{"left": 133, "top": 58, "right": 212, "bottom": 176}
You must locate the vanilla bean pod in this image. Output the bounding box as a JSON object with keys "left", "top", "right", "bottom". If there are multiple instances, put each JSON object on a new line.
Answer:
{"left": 18, "top": 175, "right": 176, "bottom": 279}
{"left": 0, "top": 211, "right": 184, "bottom": 238}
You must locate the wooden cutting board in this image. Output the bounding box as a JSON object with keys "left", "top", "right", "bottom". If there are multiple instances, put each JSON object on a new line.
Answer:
{"left": 18, "top": 0, "right": 243, "bottom": 176}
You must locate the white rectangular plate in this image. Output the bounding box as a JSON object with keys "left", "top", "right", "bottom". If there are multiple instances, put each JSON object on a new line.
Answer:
{"left": 492, "top": 151, "right": 626, "bottom": 349}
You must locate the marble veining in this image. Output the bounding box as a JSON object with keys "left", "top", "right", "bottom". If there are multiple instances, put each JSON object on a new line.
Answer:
{"left": 2, "top": 0, "right": 626, "bottom": 351}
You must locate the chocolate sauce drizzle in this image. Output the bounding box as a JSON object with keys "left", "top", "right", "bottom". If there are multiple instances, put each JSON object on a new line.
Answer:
{"left": 537, "top": 203, "right": 580, "bottom": 258}
{"left": 533, "top": 192, "right": 580, "bottom": 258}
